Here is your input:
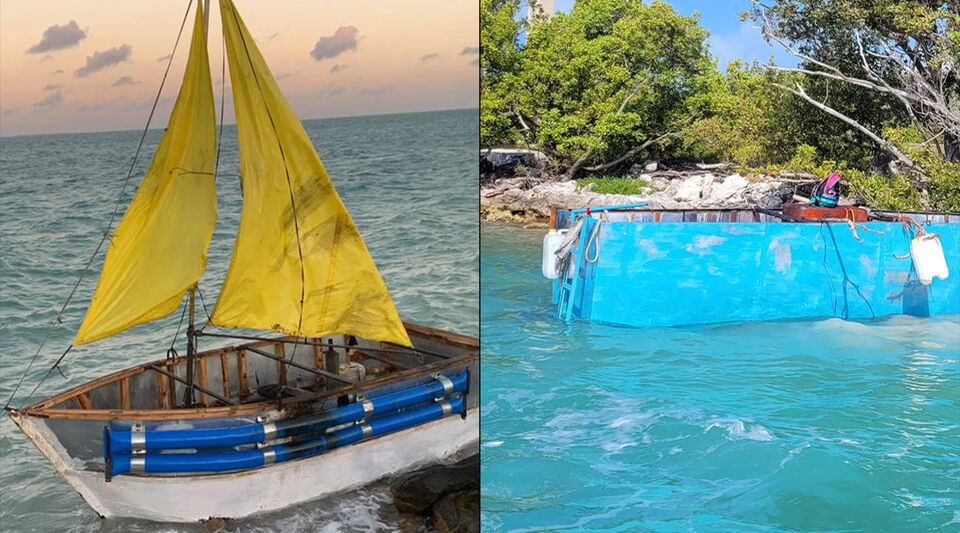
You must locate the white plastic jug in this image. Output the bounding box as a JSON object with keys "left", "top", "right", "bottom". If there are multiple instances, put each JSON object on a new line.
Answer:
{"left": 542, "top": 229, "right": 568, "bottom": 279}
{"left": 910, "top": 234, "right": 949, "bottom": 285}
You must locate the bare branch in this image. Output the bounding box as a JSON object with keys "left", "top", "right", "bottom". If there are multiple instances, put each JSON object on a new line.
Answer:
{"left": 773, "top": 82, "right": 924, "bottom": 180}
{"left": 584, "top": 131, "right": 678, "bottom": 172}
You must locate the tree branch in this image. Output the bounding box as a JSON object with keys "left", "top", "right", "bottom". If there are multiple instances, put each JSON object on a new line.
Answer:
{"left": 773, "top": 81, "right": 926, "bottom": 183}
{"left": 583, "top": 131, "right": 679, "bottom": 173}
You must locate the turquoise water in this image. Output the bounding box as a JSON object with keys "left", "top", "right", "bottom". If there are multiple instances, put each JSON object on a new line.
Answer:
{"left": 0, "top": 109, "right": 478, "bottom": 532}
{"left": 480, "top": 223, "right": 960, "bottom": 533}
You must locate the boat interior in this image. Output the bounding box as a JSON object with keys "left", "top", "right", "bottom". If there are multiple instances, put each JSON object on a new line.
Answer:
{"left": 24, "top": 322, "right": 479, "bottom": 421}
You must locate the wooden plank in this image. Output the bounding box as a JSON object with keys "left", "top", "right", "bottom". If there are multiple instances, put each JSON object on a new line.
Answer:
{"left": 156, "top": 372, "right": 168, "bottom": 409}
{"left": 276, "top": 343, "right": 287, "bottom": 388}
{"left": 119, "top": 378, "right": 130, "bottom": 410}
{"left": 198, "top": 355, "right": 210, "bottom": 407}
{"left": 220, "top": 353, "right": 231, "bottom": 399}
{"left": 74, "top": 393, "right": 92, "bottom": 410}
{"left": 238, "top": 349, "right": 249, "bottom": 398}
{"left": 313, "top": 342, "right": 323, "bottom": 369}
{"left": 31, "top": 352, "right": 477, "bottom": 420}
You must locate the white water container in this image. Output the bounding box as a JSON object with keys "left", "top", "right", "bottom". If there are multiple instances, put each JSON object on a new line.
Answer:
{"left": 542, "top": 229, "right": 567, "bottom": 279}
{"left": 910, "top": 234, "right": 949, "bottom": 285}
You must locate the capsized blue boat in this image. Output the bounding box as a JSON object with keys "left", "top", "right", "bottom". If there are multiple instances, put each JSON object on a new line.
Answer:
{"left": 545, "top": 204, "right": 959, "bottom": 328}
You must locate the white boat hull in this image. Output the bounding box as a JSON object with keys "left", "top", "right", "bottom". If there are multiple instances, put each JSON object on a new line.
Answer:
{"left": 13, "top": 407, "right": 479, "bottom": 522}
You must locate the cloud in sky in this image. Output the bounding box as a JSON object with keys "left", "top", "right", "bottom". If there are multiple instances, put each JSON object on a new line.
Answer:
{"left": 329, "top": 64, "right": 347, "bottom": 74}
{"left": 53, "top": 69, "right": 64, "bottom": 75}
{"left": 421, "top": 53, "right": 439, "bottom": 62}
{"left": 470, "top": 58, "right": 479, "bottom": 66}
{"left": 310, "top": 26, "right": 359, "bottom": 61}
{"left": 275, "top": 72, "right": 292, "bottom": 81}
{"left": 34, "top": 90, "right": 63, "bottom": 109}
{"left": 459, "top": 46, "right": 479, "bottom": 55}
{"left": 75, "top": 45, "right": 131, "bottom": 77}
{"left": 43, "top": 83, "right": 61, "bottom": 91}
{"left": 157, "top": 54, "right": 172, "bottom": 63}
{"left": 27, "top": 20, "right": 87, "bottom": 54}
{"left": 112, "top": 76, "right": 139, "bottom": 87}
{"left": 269, "top": 32, "right": 280, "bottom": 40}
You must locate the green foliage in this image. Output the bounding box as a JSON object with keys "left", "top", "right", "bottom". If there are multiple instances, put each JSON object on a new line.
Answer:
{"left": 682, "top": 61, "right": 800, "bottom": 169}
{"left": 480, "top": 0, "right": 524, "bottom": 147}
{"left": 576, "top": 176, "right": 649, "bottom": 195}
{"left": 512, "top": 0, "right": 712, "bottom": 174}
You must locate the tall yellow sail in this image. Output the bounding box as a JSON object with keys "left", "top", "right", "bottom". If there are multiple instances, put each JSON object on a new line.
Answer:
{"left": 74, "top": 2, "right": 217, "bottom": 345}
{"left": 211, "top": 0, "right": 411, "bottom": 346}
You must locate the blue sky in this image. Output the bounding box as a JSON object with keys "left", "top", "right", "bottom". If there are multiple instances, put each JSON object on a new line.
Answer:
{"left": 552, "top": 0, "right": 797, "bottom": 69}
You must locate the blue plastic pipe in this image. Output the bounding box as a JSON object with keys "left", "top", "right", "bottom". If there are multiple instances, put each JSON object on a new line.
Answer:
{"left": 109, "top": 396, "right": 464, "bottom": 476}
{"left": 109, "top": 372, "right": 467, "bottom": 453}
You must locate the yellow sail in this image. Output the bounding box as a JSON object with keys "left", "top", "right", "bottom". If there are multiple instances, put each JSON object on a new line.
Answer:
{"left": 74, "top": 2, "right": 217, "bottom": 345}
{"left": 211, "top": 0, "right": 410, "bottom": 346}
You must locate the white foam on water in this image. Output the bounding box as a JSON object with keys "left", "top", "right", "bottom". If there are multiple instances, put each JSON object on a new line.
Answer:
{"left": 705, "top": 417, "right": 774, "bottom": 442}
{"left": 484, "top": 440, "right": 504, "bottom": 448}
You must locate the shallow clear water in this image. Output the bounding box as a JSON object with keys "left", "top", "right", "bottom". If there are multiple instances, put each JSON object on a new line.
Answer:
{"left": 480, "top": 223, "right": 960, "bottom": 533}
{"left": 0, "top": 109, "right": 478, "bottom": 532}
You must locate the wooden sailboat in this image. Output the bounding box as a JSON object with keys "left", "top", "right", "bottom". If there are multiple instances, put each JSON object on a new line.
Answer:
{"left": 6, "top": 0, "right": 478, "bottom": 522}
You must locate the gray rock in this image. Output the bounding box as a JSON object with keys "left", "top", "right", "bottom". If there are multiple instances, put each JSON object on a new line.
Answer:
{"left": 644, "top": 160, "right": 658, "bottom": 172}
{"left": 391, "top": 454, "right": 479, "bottom": 515}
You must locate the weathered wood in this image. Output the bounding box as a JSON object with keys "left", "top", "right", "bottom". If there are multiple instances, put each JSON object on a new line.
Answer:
{"left": 220, "top": 353, "right": 231, "bottom": 399}
{"left": 238, "top": 349, "right": 249, "bottom": 398}
{"left": 149, "top": 365, "right": 237, "bottom": 406}
{"left": 157, "top": 372, "right": 168, "bottom": 409}
{"left": 198, "top": 356, "right": 210, "bottom": 407}
{"left": 276, "top": 342, "right": 287, "bottom": 389}
{"left": 29, "top": 353, "right": 476, "bottom": 420}
{"left": 22, "top": 322, "right": 478, "bottom": 420}
{"left": 74, "top": 393, "right": 92, "bottom": 410}
{"left": 246, "top": 346, "right": 352, "bottom": 385}
{"left": 119, "top": 378, "right": 130, "bottom": 410}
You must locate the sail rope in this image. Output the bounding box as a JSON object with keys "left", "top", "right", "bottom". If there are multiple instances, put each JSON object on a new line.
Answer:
{"left": 226, "top": 4, "right": 307, "bottom": 353}
{"left": 3, "top": 0, "right": 196, "bottom": 410}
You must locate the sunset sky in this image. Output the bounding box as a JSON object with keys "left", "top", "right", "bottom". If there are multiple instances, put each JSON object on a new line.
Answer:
{"left": 0, "top": 1, "right": 479, "bottom": 136}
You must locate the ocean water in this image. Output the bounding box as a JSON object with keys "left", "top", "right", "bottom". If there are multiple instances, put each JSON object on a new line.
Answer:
{"left": 480, "top": 223, "right": 960, "bottom": 533}
{"left": 0, "top": 109, "right": 478, "bottom": 532}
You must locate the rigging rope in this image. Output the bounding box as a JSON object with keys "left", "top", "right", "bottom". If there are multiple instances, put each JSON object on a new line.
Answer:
{"left": 3, "top": 0, "right": 196, "bottom": 410}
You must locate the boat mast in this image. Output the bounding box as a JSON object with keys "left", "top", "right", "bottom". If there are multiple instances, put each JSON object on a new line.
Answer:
{"left": 183, "top": 288, "right": 197, "bottom": 406}
{"left": 182, "top": 1, "right": 210, "bottom": 407}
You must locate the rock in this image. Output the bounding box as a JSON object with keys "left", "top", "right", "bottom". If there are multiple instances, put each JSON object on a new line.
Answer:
{"left": 480, "top": 148, "right": 549, "bottom": 177}
{"left": 672, "top": 175, "right": 705, "bottom": 203}
{"left": 705, "top": 173, "right": 748, "bottom": 205}
{"left": 202, "top": 518, "right": 228, "bottom": 532}
{"left": 628, "top": 163, "right": 645, "bottom": 174}
{"left": 432, "top": 489, "right": 480, "bottom": 533}
{"left": 391, "top": 454, "right": 479, "bottom": 515}
{"left": 644, "top": 160, "right": 658, "bottom": 172}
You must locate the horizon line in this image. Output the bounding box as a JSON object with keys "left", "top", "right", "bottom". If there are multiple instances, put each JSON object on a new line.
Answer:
{"left": 0, "top": 106, "right": 479, "bottom": 139}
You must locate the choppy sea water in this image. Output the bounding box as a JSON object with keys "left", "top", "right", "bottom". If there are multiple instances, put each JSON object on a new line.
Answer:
{"left": 480, "top": 223, "right": 960, "bottom": 533}
{"left": 0, "top": 109, "right": 478, "bottom": 532}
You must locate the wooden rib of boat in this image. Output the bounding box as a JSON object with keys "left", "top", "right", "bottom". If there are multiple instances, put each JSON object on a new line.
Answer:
{"left": 10, "top": 323, "right": 478, "bottom": 522}
{"left": 6, "top": 0, "right": 478, "bottom": 522}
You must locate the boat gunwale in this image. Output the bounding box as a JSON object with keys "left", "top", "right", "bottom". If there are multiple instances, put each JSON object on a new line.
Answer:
{"left": 22, "top": 321, "right": 478, "bottom": 420}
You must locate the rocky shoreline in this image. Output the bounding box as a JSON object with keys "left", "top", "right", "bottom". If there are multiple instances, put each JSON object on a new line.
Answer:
{"left": 389, "top": 453, "right": 480, "bottom": 532}
{"left": 481, "top": 172, "right": 799, "bottom": 226}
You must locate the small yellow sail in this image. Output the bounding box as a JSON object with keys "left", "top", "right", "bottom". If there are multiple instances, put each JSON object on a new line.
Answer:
{"left": 212, "top": 0, "right": 411, "bottom": 346}
{"left": 74, "top": 2, "right": 217, "bottom": 345}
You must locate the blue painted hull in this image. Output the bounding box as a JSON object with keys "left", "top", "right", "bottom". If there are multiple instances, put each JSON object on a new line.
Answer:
{"left": 553, "top": 217, "right": 960, "bottom": 327}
